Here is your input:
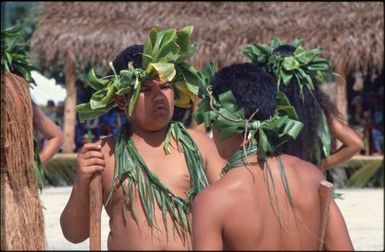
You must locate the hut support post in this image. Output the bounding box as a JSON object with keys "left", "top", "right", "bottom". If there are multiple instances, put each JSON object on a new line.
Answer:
{"left": 334, "top": 67, "right": 348, "bottom": 149}
{"left": 63, "top": 51, "right": 77, "bottom": 153}
{"left": 335, "top": 69, "right": 348, "bottom": 122}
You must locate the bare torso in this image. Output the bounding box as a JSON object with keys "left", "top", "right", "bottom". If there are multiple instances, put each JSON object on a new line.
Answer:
{"left": 100, "top": 134, "right": 195, "bottom": 250}
{"left": 207, "top": 154, "right": 324, "bottom": 250}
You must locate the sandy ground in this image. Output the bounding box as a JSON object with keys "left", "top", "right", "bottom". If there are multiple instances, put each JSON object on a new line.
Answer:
{"left": 40, "top": 186, "right": 384, "bottom": 251}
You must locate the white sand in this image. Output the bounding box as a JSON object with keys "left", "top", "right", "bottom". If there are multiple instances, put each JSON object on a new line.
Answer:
{"left": 41, "top": 186, "right": 384, "bottom": 250}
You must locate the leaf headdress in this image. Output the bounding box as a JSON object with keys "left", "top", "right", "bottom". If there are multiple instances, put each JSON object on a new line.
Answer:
{"left": 193, "top": 63, "right": 304, "bottom": 161}
{"left": 241, "top": 38, "right": 335, "bottom": 163}
{"left": 1, "top": 26, "right": 37, "bottom": 87}
{"left": 76, "top": 26, "right": 202, "bottom": 122}
{"left": 241, "top": 37, "right": 333, "bottom": 100}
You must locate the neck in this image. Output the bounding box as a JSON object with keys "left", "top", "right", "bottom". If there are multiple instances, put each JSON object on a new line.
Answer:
{"left": 130, "top": 122, "right": 171, "bottom": 148}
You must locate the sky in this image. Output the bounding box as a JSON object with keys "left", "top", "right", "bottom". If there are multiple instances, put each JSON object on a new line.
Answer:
{"left": 30, "top": 71, "right": 67, "bottom": 106}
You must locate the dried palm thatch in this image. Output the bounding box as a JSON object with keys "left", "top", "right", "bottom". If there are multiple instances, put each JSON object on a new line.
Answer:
{"left": 1, "top": 73, "right": 45, "bottom": 250}
{"left": 31, "top": 2, "right": 383, "bottom": 80}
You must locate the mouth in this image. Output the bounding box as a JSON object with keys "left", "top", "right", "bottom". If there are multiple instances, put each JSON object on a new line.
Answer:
{"left": 153, "top": 103, "right": 169, "bottom": 114}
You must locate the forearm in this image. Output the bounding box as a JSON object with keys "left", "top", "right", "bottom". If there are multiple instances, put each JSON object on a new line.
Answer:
{"left": 39, "top": 136, "right": 64, "bottom": 165}
{"left": 322, "top": 116, "right": 363, "bottom": 170}
{"left": 60, "top": 179, "right": 91, "bottom": 243}
{"left": 321, "top": 145, "right": 359, "bottom": 170}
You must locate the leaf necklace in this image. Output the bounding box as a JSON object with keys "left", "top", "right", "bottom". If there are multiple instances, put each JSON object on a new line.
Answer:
{"left": 107, "top": 121, "right": 208, "bottom": 238}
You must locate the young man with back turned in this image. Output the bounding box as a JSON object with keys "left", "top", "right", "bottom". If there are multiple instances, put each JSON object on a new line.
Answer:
{"left": 192, "top": 63, "right": 354, "bottom": 250}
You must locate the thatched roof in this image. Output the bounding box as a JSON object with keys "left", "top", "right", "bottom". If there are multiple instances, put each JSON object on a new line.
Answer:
{"left": 31, "top": 2, "right": 384, "bottom": 80}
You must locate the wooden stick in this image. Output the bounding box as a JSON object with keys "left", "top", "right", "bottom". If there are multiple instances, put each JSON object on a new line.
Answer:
{"left": 318, "top": 180, "right": 334, "bottom": 251}
{"left": 89, "top": 172, "right": 102, "bottom": 251}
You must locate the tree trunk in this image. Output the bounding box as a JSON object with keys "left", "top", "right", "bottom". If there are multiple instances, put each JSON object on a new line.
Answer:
{"left": 63, "top": 51, "right": 77, "bottom": 153}
{"left": 1, "top": 73, "right": 45, "bottom": 250}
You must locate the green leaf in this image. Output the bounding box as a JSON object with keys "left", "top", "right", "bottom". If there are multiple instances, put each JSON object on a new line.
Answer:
{"left": 347, "top": 160, "right": 383, "bottom": 187}
{"left": 148, "top": 62, "right": 176, "bottom": 82}
{"left": 76, "top": 102, "right": 115, "bottom": 122}
{"left": 88, "top": 68, "right": 108, "bottom": 90}
{"left": 128, "top": 83, "right": 141, "bottom": 117}
{"left": 142, "top": 26, "right": 159, "bottom": 68}
{"left": 176, "top": 63, "right": 201, "bottom": 95}
{"left": 176, "top": 26, "right": 193, "bottom": 61}
{"left": 282, "top": 56, "right": 300, "bottom": 71}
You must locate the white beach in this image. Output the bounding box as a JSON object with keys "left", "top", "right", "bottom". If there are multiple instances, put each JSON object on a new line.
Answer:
{"left": 41, "top": 186, "right": 384, "bottom": 251}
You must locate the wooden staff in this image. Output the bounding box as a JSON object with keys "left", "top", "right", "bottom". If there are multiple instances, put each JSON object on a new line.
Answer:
{"left": 85, "top": 134, "right": 103, "bottom": 251}
{"left": 89, "top": 172, "right": 102, "bottom": 250}
{"left": 318, "top": 180, "right": 334, "bottom": 251}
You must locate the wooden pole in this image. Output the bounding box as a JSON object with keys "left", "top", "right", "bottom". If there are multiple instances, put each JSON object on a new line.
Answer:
{"left": 63, "top": 50, "right": 77, "bottom": 153}
{"left": 85, "top": 134, "right": 103, "bottom": 251}
{"left": 89, "top": 172, "right": 102, "bottom": 251}
{"left": 318, "top": 180, "right": 334, "bottom": 251}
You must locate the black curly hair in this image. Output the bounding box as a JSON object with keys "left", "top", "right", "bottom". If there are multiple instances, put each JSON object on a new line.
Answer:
{"left": 212, "top": 63, "right": 277, "bottom": 122}
{"left": 107, "top": 44, "right": 144, "bottom": 75}
{"left": 271, "top": 45, "right": 341, "bottom": 162}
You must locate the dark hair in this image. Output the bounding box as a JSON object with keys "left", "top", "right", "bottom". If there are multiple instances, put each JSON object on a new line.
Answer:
{"left": 212, "top": 63, "right": 277, "bottom": 121}
{"left": 271, "top": 45, "right": 340, "bottom": 161}
{"left": 107, "top": 44, "right": 144, "bottom": 75}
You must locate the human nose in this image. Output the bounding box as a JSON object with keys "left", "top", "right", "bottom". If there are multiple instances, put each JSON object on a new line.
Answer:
{"left": 152, "top": 86, "right": 166, "bottom": 102}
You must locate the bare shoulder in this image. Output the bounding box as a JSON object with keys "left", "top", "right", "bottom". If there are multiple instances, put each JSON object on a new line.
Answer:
{"left": 187, "top": 128, "right": 212, "bottom": 144}
{"left": 278, "top": 154, "right": 324, "bottom": 183}
{"left": 193, "top": 180, "right": 230, "bottom": 216}
{"left": 194, "top": 174, "right": 241, "bottom": 210}
{"left": 187, "top": 128, "right": 220, "bottom": 155}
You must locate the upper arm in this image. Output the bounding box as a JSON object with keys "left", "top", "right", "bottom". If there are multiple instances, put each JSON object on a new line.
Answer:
{"left": 192, "top": 189, "right": 223, "bottom": 250}
{"left": 324, "top": 200, "right": 354, "bottom": 251}
{"left": 33, "top": 104, "right": 64, "bottom": 141}
{"left": 329, "top": 115, "right": 363, "bottom": 149}
{"left": 188, "top": 129, "right": 226, "bottom": 184}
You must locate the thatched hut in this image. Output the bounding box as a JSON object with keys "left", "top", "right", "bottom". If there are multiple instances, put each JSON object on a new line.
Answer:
{"left": 1, "top": 73, "right": 46, "bottom": 250}
{"left": 30, "top": 2, "right": 384, "bottom": 152}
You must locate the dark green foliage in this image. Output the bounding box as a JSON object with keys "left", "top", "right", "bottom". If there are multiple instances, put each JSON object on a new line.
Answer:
{"left": 43, "top": 156, "right": 77, "bottom": 186}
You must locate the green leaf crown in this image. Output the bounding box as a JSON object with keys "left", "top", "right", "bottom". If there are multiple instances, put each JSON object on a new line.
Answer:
{"left": 241, "top": 37, "right": 333, "bottom": 100}
{"left": 1, "top": 26, "right": 37, "bottom": 87}
{"left": 76, "top": 26, "right": 202, "bottom": 122}
{"left": 193, "top": 63, "right": 304, "bottom": 160}
{"left": 242, "top": 38, "right": 335, "bottom": 163}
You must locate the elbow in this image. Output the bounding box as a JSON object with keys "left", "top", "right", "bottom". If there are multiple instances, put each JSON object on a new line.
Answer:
{"left": 58, "top": 132, "right": 65, "bottom": 146}
{"left": 351, "top": 137, "right": 364, "bottom": 154}
{"left": 60, "top": 212, "right": 88, "bottom": 244}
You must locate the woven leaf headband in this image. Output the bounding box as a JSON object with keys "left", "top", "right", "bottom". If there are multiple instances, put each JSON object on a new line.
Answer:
{"left": 76, "top": 26, "right": 202, "bottom": 122}
{"left": 1, "top": 26, "right": 37, "bottom": 87}
{"left": 193, "top": 63, "right": 304, "bottom": 160}
{"left": 241, "top": 37, "right": 333, "bottom": 100}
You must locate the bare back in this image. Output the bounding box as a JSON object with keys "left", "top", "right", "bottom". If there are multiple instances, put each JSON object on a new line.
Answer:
{"left": 193, "top": 154, "right": 326, "bottom": 250}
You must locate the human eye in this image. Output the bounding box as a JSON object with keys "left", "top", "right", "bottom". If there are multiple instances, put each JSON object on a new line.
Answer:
{"left": 140, "top": 85, "right": 149, "bottom": 92}
{"left": 161, "top": 82, "right": 173, "bottom": 89}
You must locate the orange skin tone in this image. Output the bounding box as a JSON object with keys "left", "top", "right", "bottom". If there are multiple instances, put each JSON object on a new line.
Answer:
{"left": 319, "top": 115, "right": 364, "bottom": 171}
{"left": 32, "top": 103, "right": 64, "bottom": 165}
{"left": 192, "top": 131, "right": 354, "bottom": 251}
{"left": 60, "top": 77, "right": 225, "bottom": 250}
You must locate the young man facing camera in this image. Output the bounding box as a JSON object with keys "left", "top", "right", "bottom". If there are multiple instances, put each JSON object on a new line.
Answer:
{"left": 60, "top": 27, "right": 225, "bottom": 250}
